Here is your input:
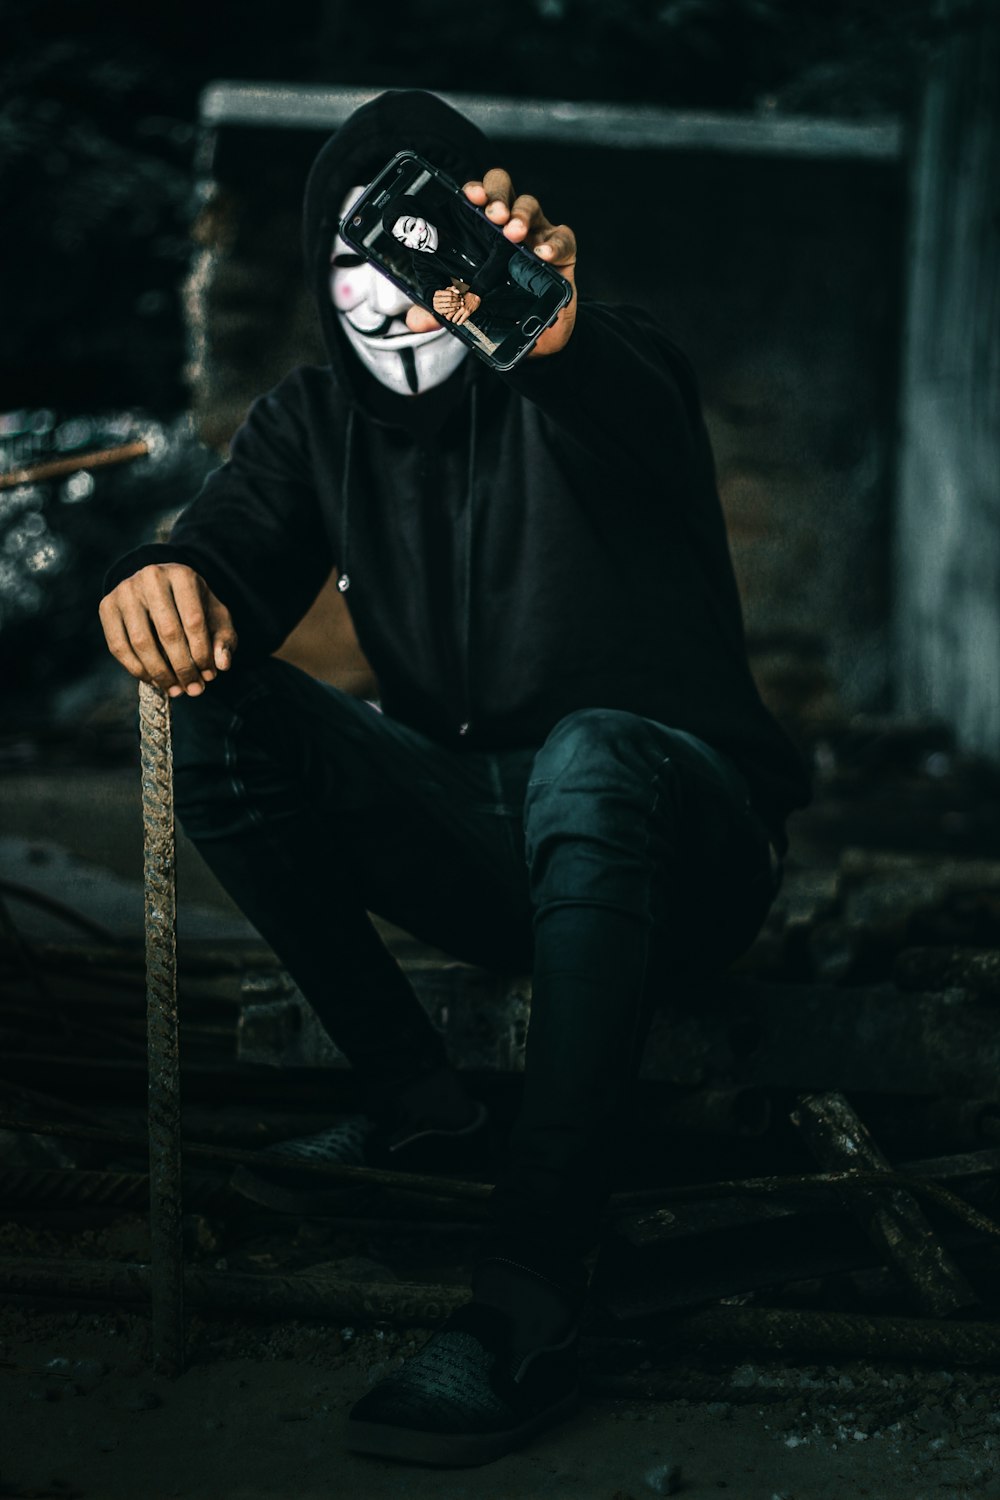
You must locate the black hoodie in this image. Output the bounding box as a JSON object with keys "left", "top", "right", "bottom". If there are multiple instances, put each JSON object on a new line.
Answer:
{"left": 103, "top": 88, "right": 811, "bottom": 848}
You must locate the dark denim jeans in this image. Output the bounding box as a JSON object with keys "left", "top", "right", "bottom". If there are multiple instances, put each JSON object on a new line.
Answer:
{"left": 171, "top": 657, "right": 780, "bottom": 1274}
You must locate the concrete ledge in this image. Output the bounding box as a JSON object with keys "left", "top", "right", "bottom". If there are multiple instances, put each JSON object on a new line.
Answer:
{"left": 199, "top": 81, "right": 903, "bottom": 160}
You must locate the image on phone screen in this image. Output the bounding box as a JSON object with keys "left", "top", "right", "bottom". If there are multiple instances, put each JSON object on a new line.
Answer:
{"left": 342, "top": 155, "right": 571, "bottom": 370}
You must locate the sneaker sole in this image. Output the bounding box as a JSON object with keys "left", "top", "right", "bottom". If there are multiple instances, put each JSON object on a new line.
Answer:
{"left": 344, "top": 1387, "right": 581, "bottom": 1467}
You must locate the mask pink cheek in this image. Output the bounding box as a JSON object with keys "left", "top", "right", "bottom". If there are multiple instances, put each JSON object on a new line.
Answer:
{"left": 331, "top": 278, "right": 355, "bottom": 310}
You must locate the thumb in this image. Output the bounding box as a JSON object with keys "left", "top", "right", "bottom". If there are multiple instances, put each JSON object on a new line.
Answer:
{"left": 205, "top": 597, "right": 238, "bottom": 671}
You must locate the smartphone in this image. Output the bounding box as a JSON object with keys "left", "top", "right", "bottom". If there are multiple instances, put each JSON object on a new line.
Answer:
{"left": 339, "top": 151, "right": 572, "bottom": 372}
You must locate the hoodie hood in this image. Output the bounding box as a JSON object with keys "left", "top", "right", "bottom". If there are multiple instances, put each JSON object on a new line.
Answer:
{"left": 303, "top": 89, "right": 491, "bottom": 403}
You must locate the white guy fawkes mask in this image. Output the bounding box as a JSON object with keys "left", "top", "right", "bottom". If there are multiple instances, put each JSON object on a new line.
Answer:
{"left": 390, "top": 213, "right": 439, "bottom": 252}
{"left": 331, "top": 185, "right": 465, "bottom": 396}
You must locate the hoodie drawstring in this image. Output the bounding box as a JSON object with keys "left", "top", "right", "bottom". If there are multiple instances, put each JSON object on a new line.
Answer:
{"left": 337, "top": 406, "right": 356, "bottom": 593}
{"left": 459, "top": 382, "right": 478, "bottom": 736}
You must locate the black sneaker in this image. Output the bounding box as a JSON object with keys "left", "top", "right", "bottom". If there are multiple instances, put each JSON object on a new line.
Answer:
{"left": 229, "top": 1101, "right": 490, "bottom": 1213}
{"left": 345, "top": 1291, "right": 581, "bottom": 1466}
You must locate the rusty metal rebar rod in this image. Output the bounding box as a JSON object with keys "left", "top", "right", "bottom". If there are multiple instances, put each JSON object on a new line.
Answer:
{"left": 793, "top": 1091, "right": 980, "bottom": 1318}
{"left": 0, "top": 1112, "right": 493, "bottom": 1200}
{"left": 139, "top": 681, "right": 183, "bottom": 1376}
{"left": 617, "top": 1145, "right": 1000, "bottom": 1249}
{"left": 0, "top": 439, "right": 149, "bottom": 491}
{"left": 614, "top": 1167, "right": 1000, "bottom": 1239}
{"left": 0, "top": 1258, "right": 466, "bottom": 1325}
{"left": 4, "top": 1258, "right": 1000, "bottom": 1366}
{"left": 5, "top": 1109, "right": 1000, "bottom": 1240}
{"left": 671, "top": 1305, "right": 1000, "bottom": 1365}
{"left": 0, "top": 1168, "right": 234, "bottom": 1213}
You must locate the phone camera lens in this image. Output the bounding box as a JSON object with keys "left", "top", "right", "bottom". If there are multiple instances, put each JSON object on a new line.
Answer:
{"left": 352, "top": 215, "right": 362, "bottom": 226}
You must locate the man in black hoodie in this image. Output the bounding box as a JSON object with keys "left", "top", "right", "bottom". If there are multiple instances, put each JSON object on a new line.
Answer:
{"left": 99, "top": 90, "right": 810, "bottom": 1465}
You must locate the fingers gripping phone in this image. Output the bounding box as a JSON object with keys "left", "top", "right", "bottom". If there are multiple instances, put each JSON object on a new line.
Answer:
{"left": 339, "top": 152, "right": 572, "bottom": 372}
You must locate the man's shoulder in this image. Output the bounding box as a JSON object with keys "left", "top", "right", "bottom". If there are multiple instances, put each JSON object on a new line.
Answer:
{"left": 242, "top": 363, "right": 346, "bottom": 431}
{"left": 231, "top": 364, "right": 346, "bottom": 465}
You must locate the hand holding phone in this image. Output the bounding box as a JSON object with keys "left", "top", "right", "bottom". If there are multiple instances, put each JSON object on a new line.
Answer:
{"left": 417, "top": 167, "right": 578, "bottom": 358}
{"left": 340, "top": 155, "right": 576, "bottom": 371}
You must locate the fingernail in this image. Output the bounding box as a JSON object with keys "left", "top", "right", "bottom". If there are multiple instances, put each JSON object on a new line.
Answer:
{"left": 537, "top": 243, "right": 554, "bottom": 257}
{"left": 186, "top": 682, "right": 204, "bottom": 696}
{"left": 202, "top": 668, "right": 216, "bottom": 682}
{"left": 167, "top": 686, "right": 183, "bottom": 698}
{"left": 488, "top": 200, "right": 504, "bottom": 215}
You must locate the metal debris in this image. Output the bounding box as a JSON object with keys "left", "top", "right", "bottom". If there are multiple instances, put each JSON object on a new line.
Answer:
{"left": 4, "top": 1258, "right": 1000, "bottom": 1367}
{"left": 0, "top": 1257, "right": 467, "bottom": 1324}
{"left": 139, "top": 680, "right": 183, "bottom": 1376}
{"left": 0, "top": 439, "right": 150, "bottom": 491}
{"left": 0, "top": 1167, "right": 234, "bottom": 1212}
{"left": 669, "top": 1305, "right": 1000, "bottom": 1366}
{"left": 792, "top": 1091, "right": 979, "bottom": 1317}
{"left": 615, "top": 1145, "right": 1000, "bottom": 1250}
{"left": 0, "top": 1110, "right": 493, "bottom": 1203}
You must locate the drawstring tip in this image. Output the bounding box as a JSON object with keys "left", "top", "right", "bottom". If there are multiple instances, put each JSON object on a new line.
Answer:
{"left": 337, "top": 573, "right": 351, "bottom": 593}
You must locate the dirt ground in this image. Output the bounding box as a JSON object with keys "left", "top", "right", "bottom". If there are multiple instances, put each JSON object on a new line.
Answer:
{"left": 3, "top": 1271, "right": 1000, "bottom": 1500}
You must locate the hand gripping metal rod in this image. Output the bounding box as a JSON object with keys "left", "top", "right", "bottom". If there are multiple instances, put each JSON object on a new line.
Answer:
{"left": 139, "top": 681, "right": 184, "bottom": 1375}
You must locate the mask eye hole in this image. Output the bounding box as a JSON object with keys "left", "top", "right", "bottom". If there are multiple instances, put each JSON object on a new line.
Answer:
{"left": 332, "top": 252, "right": 364, "bottom": 268}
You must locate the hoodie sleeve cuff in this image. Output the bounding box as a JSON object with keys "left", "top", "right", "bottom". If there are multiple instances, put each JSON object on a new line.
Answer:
{"left": 499, "top": 300, "right": 593, "bottom": 397}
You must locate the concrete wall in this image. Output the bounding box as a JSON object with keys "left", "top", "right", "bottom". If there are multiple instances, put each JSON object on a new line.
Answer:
{"left": 896, "top": 5, "right": 1000, "bottom": 756}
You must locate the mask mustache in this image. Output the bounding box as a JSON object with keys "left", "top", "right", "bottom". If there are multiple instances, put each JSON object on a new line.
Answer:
{"left": 345, "top": 312, "right": 442, "bottom": 342}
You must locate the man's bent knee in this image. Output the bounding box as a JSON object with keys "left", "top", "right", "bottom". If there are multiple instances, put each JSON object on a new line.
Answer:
{"left": 523, "top": 709, "right": 680, "bottom": 912}
{"left": 529, "top": 708, "right": 655, "bottom": 792}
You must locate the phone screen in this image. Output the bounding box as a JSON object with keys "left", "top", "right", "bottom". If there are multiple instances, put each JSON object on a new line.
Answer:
{"left": 340, "top": 154, "right": 571, "bottom": 371}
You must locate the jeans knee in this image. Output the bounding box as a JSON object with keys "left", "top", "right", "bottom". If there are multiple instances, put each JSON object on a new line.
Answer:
{"left": 536, "top": 707, "right": 650, "bottom": 773}
{"left": 526, "top": 710, "right": 655, "bottom": 815}
{"left": 523, "top": 709, "right": 674, "bottom": 894}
